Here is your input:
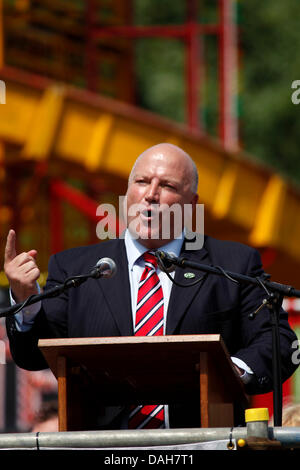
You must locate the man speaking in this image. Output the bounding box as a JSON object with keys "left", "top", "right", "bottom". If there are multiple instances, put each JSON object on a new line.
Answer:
{"left": 4, "top": 143, "right": 298, "bottom": 429}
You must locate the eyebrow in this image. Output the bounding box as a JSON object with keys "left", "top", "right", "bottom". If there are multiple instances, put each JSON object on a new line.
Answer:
{"left": 133, "top": 174, "right": 180, "bottom": 185}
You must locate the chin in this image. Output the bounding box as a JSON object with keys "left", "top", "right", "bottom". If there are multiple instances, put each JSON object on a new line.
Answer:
{"left": 139, "top": 230, "right": 161, "bottom": 245}
{"left": 141, "top": 235, "right": 174, "bottom": 250}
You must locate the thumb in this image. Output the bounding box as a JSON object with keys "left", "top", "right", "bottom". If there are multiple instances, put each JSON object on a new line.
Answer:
{"left": 28, "top": 249, "right": 38, "bottom": 259}
{"left": 4, "top": 229, "right": 17, "bottom": 264}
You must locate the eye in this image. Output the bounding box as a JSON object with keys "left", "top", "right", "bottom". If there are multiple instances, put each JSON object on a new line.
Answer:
{"left": 135, "top": 178, "right": 148, "bottom": 184}
{"left": 162, "top": 183, "right": 177, "bottom": 190}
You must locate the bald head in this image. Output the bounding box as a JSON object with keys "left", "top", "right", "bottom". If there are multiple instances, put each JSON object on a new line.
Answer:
{"left": 125, "top": 142, "right": 199, "bottom": 248}
{"left": 129, "top": 143, "right": 198, "bottom": 195}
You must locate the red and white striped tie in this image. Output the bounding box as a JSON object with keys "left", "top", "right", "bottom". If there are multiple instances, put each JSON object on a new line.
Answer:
{"left": 129, "top": 252, "right": 165, "bottom": 429}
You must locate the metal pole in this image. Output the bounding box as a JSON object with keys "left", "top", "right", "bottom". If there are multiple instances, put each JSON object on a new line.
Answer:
{"left": 218, "top": 0, "right": 239, "bottom": 150}
{"left": 0, "top": 428, "right": 247, "bottom": 449}
{"left": 0, "top": 427, "right": 300, "bottom": 449}
{"left": 86, "top": 0, "right": 98, "bottom": 92}
{"left": 185, "top": 0, "right": 201, "bottom": 131}
{"left": 0, "top": 0, "right": 3, "bottom": 68}
{"left": 270, "top": 294, "right": 283, "bottom": 426}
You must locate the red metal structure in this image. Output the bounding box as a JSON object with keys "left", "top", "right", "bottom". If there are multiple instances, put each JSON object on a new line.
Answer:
{"left": 1, "top": 0, "right": 241, "bottom": 259}
{"left": 1, "top": 0, "right": 299, "bottom": 431}
{"left": 1, "top": 0, "right": 239, "bottom": 146}
{"left": 85, "top": 0, "right": 239, "bottom": 148}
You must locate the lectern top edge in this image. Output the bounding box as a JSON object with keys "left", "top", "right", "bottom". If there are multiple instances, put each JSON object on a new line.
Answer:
{"left": 38, "top": 333, "right": 223, "bottom": 348}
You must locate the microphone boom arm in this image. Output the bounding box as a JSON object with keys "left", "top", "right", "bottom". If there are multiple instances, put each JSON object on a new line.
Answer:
{"left": 0, "top": 257, "right": 116, "bottom": 319}
{"left": 0, "top": 273, "right": 92, "bottom": 319}
{"left": 156, "top": 251, "right": 300, "bottom": 298}
{"left": 156, "top": 250, "right": 300, "bottom": 427}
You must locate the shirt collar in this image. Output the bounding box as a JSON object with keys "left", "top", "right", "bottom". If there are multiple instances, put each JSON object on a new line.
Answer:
{"left": 124, "top": 229, "right": 185, "bottom": 271}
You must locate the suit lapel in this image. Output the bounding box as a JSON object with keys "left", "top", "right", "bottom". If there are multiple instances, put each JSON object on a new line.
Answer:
{"left": 92, "top": 237, "right": 212, "bottom": 336}
{"left": 95, "top": 240, "right": 133, "bottom": 336}
{"left": 166, "top": 238, "right": 211, "bottom": 334}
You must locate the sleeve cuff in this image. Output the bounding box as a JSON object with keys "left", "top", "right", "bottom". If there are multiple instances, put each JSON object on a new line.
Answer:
{"left": 231, "top": 356, "right": 254, "bottom": 385}
{"left": 9, "top": 284, "right": 41, "bottom": 332}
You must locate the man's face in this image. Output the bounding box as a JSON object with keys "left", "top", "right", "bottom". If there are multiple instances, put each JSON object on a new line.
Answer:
{"left": 124, "top": 148, "right": 198, "bottom": 248}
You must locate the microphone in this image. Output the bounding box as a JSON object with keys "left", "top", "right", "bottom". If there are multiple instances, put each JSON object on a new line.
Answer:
{"left": 155, "top": 251, "right": 177, "bottom": 273}
{"left": 0, "top": 257, "right": 117, "bottom": 319}
{"left": 90, "top": 257, "right": 117, "bottom": 279}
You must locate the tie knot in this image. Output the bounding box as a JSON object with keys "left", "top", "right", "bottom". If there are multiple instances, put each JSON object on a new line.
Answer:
{"left": 143, "top": 251, "right": 157, "bottom": 269}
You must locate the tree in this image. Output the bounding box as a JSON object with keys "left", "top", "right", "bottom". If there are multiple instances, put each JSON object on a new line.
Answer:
{"left": 240, "top": 0, "right": 300, "bottom": 184}
{"left": 134, "top": 0, "right": 300, "bottom": 184}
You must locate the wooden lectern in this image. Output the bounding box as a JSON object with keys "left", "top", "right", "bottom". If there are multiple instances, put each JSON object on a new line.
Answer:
{"left": 38, "top": 334, "right": 248, "bottom": 431}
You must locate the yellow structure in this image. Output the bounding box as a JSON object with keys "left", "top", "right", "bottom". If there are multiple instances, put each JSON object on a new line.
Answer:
{"left": 1, "top": 67, "right": 300, "bottom": 287}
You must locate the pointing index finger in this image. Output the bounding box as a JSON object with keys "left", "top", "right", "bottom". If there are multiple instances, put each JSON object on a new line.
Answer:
{"left": 4, "top": 229, "right": 17, "bottom": 263}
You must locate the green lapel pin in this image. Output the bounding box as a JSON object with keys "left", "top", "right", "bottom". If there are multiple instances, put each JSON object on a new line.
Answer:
{"left": 184, "top": 272, "right": 195, "bottom": 279}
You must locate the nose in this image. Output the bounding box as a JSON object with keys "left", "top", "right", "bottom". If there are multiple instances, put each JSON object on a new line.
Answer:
{"left": 145, "top": 179, "right": 160, "bottom": 203}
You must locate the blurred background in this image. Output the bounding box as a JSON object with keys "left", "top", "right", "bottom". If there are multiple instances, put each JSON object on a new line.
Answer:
{"left": 0, "top": 0, "right": 300, "bottom": 432}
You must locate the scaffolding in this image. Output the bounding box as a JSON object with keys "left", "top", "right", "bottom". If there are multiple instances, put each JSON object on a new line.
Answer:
{"left": 0, "top": 0, "right": 300, "bottom": 433}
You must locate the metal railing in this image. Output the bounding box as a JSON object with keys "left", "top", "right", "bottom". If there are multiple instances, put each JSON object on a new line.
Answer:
{"left": 0, "top": 426, "right": 299, "bottom": 451}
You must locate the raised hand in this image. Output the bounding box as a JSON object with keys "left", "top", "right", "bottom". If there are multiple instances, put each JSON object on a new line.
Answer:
{"left": 4, "top": 229, "right": 40, "bottom": 303}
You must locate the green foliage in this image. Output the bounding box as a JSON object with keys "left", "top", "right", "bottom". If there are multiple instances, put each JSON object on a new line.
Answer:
{"left": 134, "top": 0, "right": 186, "bottom": 25}
{"left": 133, "top": 0, "right": 300, "bottom": 184}
{"left": 134, "top": 38, "right": 185, "bottom": 123}
{"left": 133, "top": 1, "right": 186, "bottom": 122}
{"left": 240, "top": 0, "right": 300, "bottom": 184}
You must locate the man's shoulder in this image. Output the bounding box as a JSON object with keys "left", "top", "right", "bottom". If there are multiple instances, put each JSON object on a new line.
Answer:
{"left": 184, "top": 231, "right": 257, "bottom": 257}
{"left": 49, "top": 238, "right": 125, "bottom": 271}
{"left": 203, "top": 235, "right": 261, "bottom": 271}
{"left": 204, "top": 235, "right": 257, "bottom": 255}
{"left": 55, "top": 238, "right": 123, "bottom": 255}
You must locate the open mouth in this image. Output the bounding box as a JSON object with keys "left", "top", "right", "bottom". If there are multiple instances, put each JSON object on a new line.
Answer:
{"left": 139, "top": 208, "right": 161, "bottom": 227}
{"left": 142, "top": 209, "right": 153, "bottom": 218}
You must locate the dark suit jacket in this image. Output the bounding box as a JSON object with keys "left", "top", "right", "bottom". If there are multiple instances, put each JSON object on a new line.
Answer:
{"left": 6, "top": 235, "right": 298, "bottom": 428}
